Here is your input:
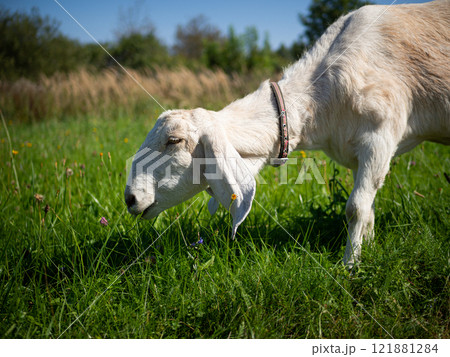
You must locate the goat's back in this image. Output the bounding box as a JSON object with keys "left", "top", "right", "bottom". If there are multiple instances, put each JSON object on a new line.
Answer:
{"left": 326, "top": 0, "right": 449, "bottom": 143}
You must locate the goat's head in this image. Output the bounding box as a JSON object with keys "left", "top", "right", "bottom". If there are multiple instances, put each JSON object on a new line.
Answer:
{"left": 124, "top": 108, "right": 256, "bottom": 236}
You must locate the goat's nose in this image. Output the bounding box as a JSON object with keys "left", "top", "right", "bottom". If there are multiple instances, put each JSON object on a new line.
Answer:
{"left": 125, "top": 193, "right": 136, "bottom": 208}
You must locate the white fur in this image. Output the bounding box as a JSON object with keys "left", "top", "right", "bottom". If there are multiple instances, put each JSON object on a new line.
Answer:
{"left": 126, "top": 1, "right": 449, "bottom": 266}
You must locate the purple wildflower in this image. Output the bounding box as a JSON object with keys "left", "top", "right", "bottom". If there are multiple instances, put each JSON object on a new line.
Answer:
{"left": 190, "top": 237, "right": 204, "bottom": 247}
{"left": 100, "top": 217, "right": 108, "bottom": 226}
{"left": 409, "top": 160, "right": 416, "bottom": 166}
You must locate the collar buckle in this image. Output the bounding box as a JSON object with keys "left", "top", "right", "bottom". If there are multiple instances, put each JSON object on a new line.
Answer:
{"left": 270, "top": 157, "right": 288, "bottom": 167}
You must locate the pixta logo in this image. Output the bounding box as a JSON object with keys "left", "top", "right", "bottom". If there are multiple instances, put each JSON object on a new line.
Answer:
{"left": 126, "top": 148, "right": 173, "bottom": 189}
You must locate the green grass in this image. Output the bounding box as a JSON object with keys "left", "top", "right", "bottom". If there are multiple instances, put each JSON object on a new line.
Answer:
{"left": 0, "top": 108, "right": 449, "bottom": 338}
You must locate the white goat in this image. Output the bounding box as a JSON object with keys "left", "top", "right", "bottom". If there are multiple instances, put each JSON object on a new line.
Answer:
{"left": 125, "top": 0, "right": 450, "bottom": 266}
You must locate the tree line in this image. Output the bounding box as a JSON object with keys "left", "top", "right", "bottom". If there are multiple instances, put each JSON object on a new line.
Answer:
{"left": 0, "top": 0, "right": 370, "bottom": 80}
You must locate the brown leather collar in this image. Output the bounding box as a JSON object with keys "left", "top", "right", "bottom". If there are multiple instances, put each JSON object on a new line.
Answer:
{"left": 270, "top": 82, "right": 289, "bottom": 167}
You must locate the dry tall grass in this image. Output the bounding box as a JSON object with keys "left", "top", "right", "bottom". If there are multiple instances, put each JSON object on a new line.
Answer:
{"left": 0, "top": 67, "right": 269, "bottom": 122}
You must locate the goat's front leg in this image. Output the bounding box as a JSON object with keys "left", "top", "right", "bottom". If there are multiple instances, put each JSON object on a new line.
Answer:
{"left": 366, "top": 200, "right": 376, "bottom": 244}
{"left": 343, "top": 140, "right": 392, "bottom": 267}
{"left": 351, "top": 170, "right": 376, "bottom": 243}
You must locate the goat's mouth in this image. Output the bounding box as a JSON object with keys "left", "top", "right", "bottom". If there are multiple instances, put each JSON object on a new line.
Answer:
{"left": 141, "top": 201, "right": 159, "bottom": 219}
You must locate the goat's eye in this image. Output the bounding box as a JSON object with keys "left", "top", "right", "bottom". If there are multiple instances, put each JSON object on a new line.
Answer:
{"left": 167, "top": 137, "right": 182, "bottom": 145}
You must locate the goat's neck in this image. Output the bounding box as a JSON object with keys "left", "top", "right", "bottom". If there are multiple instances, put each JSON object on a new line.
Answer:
{"left": 215, "top": 79, "right": 320, "bottom": 165}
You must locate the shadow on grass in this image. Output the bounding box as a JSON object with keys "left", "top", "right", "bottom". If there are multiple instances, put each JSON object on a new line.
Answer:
{"left": 242, "top": 174, "right": 350, "bottom": 258}
{"left": 242, "top": 206, "right": 348, "bottom": 256}
{"left": 16, "top": 208, "right": 349, "bottom": 293}
{"left": 15, "top": 177, "right": 352, "bottom": 292}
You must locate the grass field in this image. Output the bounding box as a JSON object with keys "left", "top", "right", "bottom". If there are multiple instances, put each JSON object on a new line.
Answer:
{"left": 0, "top": 101, "right": 449, "bottom": 338}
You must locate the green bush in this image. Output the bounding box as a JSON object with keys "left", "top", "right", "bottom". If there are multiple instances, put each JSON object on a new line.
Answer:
{"left": 0, "top": 7, "right": 86, "bottom": 79}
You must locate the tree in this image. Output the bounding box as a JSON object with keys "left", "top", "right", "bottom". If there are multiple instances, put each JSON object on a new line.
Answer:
{"left": 299, "top": 0, "right": 373, "bottom": 46}
{"left": 203, "top": 39, "right": 224, "bottom": 69}
{"left": 110, "top": 1, "right": 168, "bottom": 70}
{"left": 173, "top": 15, "right": 222, "bottom": 60}
{"left": 110, "top": 32, "right": 168, "bottom": 70}
{"left": 222, "top": 26, "right": 246, "bottom": 73}
{"left": 114, "top": 0, "right": 155, "bottom": 39}
{"left": 82, "top": 43, "right": 109, "bottom": 70}
{"left": 291, "top": 41, "right": 307, "bottom": 60}
{"left": 0, "top": 7, "right": 85, "bottom": 79}
{"left": 242, "top": 26, "right": 260, "bottom": 71}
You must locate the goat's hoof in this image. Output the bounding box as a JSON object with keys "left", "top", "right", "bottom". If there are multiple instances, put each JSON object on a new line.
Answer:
{"left": 342, "top": 258, "right": 359, "bottom": 274}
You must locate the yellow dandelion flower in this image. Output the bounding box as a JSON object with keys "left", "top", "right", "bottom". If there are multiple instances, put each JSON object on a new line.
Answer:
{"left": 100, "top": 152, "right": 103, "bottom": 157}
{"left": 12, "top": 150, "right": 18, "bottom": 155}
{"left": 26, "top": 142, "right": 32, "bottom": 147}
{"left": 300, "top": 151, "right": 306, "bottom": 158}
{"left": 124, "top": 138, "right": 129, "bottom": 143}
{"left": 231, "top": 194, "right": 237, "bottom": 201}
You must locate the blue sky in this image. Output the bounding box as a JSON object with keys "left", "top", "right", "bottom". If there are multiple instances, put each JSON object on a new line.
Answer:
{"left": 0, "top": 0, "right": 431, "bottom": 48}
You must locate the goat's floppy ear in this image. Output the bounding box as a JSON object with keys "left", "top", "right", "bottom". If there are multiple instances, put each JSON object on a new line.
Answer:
{"left": 201, "top": 126, "right": 256, "bottom": 238}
